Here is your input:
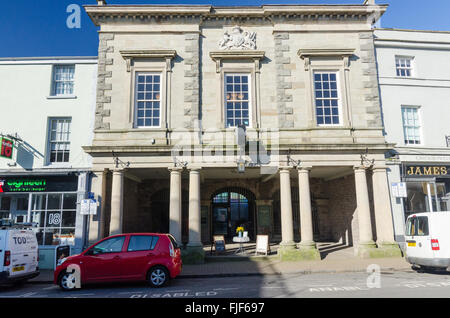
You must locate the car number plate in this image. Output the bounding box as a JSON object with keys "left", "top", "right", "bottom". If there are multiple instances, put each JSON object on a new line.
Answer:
{"left": 12, "top": 266, "right": 25, "bottom": 272}
{"left": 407, "top": 242, "right": 416, "bottom": 247}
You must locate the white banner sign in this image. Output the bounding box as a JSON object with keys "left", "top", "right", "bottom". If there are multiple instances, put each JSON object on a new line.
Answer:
{"left": 80, "top": 199, "right": 98, "bottom": 215}
{"left": 391, "top": 182, "right": 407, "bottom": 198}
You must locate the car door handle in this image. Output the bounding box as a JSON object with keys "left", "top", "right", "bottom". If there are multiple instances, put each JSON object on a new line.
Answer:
{"left": 113, "top": 256, "right": 121, "bottom": 260}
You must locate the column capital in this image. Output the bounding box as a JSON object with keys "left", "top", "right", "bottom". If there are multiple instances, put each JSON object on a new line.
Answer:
{"left": 297, "top": 166, "right": 312, "bottom": 173}
{"left": 372, "top": 165, "right": 389, "bottom": 172}
{"left": 112, "top": 168, "right": 126, "bottom": 174}
{"left": 279, "top": 166, "right": 293, "bottom": 172}
{"left": 188, "top": 165, "right": 202, "bottom": 172}
{"left": 168, "top": 166, "right": 183, "bottom": 173}
{"left": 353, "top": 165, "right": 368, "bottom": 172}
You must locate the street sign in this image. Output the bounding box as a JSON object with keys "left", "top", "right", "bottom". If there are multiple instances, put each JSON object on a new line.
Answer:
{"left": 392, "top": 182, "right": 407, "bottom": 198}
{"left": 80, "top": 199, "right": 98, "bottom": 215}
{"left": 0, "top": 138, "right": 13, "bottom": 159}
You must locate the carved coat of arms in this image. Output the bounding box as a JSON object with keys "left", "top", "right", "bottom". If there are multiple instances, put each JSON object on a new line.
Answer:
{"left": 219, "top": 26, "right": 256, "bottom": 50}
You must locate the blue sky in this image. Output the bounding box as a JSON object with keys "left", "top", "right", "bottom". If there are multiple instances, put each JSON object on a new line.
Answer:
{"left": 0, "top": 0, "right": 449, "bottom": 57}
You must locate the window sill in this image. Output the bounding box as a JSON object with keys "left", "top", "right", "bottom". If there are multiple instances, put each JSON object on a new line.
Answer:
{"left": 43, "top": 163, "right": 73, "bottom": 169}
{"left": 46, "top": 95, "right": 77, "bottom": 100}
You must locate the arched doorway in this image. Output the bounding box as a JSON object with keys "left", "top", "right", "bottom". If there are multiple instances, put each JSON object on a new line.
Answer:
{"left": 211, "top": 187, "right": 256, "bottom": 241}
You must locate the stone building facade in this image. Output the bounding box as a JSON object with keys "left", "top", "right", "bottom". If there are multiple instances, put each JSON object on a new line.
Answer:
{"left": 83, "top": 1, "right": 400, "bottom": 261}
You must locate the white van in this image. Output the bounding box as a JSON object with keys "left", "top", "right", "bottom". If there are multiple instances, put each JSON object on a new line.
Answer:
{"left": 0, "top": 223, "right": 40, "bottom": 284}
{"left": 405, "top": 212, "right": 450, "bottom": 271}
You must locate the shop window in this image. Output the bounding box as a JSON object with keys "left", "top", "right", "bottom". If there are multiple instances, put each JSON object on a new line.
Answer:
{"left": 405, "top": 181, "right": 449, "bottom": 217}
{"left": 0, "top": 196, "right": 11, "bottom": 218}
{"left": 16, "top": 197, "right": 29, "bottom": 211}
{"left": 31, "top": 193, "right": 76, "bottom": 246}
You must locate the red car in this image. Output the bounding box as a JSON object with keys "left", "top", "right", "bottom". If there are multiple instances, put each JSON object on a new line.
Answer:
{"left": 54, "top": 233, "right": 182, "bottom": 290}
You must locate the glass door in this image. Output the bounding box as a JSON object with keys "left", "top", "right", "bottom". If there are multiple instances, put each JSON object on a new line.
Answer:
{"left": 212, "top": 205, "right": 229, "bottom": 237}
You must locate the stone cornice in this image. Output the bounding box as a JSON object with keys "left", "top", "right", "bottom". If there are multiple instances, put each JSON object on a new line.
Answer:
{"left": 210, "top": 50, "right": 265, "bottom": 73}
{"left": 120, "top": 49, "right": 177, "bottom": 72}
{"left": 298, "top": 48, "right": 355, "bottom": 70}
{"left": 84, "top": 4, "right": 387, "bottom": 26}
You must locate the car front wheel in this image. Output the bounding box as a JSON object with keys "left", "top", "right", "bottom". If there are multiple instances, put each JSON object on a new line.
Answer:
{"left": 59, "top": 271, "right": 79, "bottom": 291}
{"left": 148, "top": 266, "right": 169, "bottom": 288}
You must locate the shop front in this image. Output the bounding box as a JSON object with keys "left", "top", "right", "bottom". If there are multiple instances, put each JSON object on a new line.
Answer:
{"left": 0, "top": 173, "right": 89, "bottom": 268}
{"left": 402, "top": 164, "right": 450, "bottom": 218}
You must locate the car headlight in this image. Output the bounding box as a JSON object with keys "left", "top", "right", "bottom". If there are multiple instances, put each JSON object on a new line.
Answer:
{"left": 57, "top": 258, "right": 67, "bottom": 266}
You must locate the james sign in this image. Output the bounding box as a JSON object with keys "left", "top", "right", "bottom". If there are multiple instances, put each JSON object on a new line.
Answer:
{"left": 405, "top": 165, "right": 449, "bottom": 177}
{"left": 0, "top": 138, "right": 13, "bottom": 159}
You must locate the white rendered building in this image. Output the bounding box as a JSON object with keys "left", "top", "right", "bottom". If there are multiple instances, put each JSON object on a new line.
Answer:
{"left": 0, "top": 57, "right": 97, "bottom": 267}
{"left": 375, "top": 29, "right": 450, "bottom": 247}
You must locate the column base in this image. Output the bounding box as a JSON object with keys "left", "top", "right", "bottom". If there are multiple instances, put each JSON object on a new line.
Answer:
{"left": 278, "top": 242, "right": 299, "bottom": 261}
{"left": 297, "top": 241, "right": 321, "bottom": 261}
{"left": 181, "top": 245, "right": 205, "bottom": 264}
{"left": 356, "top": 241, "right": 403, "bottom": 259}
{"left": 355, "top": 241, "right": 377, "bottom": 258}
{"left": 375, "top": 242, "right": 403, "bottom": 258}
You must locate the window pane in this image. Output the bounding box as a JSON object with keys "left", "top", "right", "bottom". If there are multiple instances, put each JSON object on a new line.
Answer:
{"left": 93, "top": 236, "right": 126, "bottom": 254}
{"left": 128, "top": 235, "right": 157, "bottom": 252}
{"left": 135, "top": 73, "right": 161, "bottom": 127}
{"left": 47, "top": 194, "right": 61, "bottom": 210}
{"left": 61, "top": 211, "right": 76, "bottom": 227}
{"left": 314, "top": 72, "right": 339, "bottom": 126}
{"left": 46, "top": 211, "right": 62, "bottom": 228}
{"left": 52, "top": 65, "right": 75, "bottom": 95}
{"left": 48, "top": 118, "right": 71, "bottom": 163}
{"left": 224, "top": 74, "right": 250, "bottom": 127}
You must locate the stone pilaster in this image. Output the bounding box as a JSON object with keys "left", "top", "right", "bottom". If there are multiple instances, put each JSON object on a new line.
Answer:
{"left": 274, "top": 32, "right": 294, "bottom": 128}
{"left": 359, "top": 31, "right": 382, "bottom": 128}
{"left": 95, "top": 33, "right": 114, "bottom": 130}
{"left": 372, "top": 166, "right": 402, "bottom": 257}
{"left": 184, "top": 33, "right": 200, "bottom": 129}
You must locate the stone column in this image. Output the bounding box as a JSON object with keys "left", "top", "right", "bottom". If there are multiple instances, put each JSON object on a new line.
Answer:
{"left": 278, "top": 167, "right": 301, "bottom": 260}
{"left": 184, "top": 168, "right": 205, "bottom": 264}
{"left": 354, "top": 166, "right": 376, "bottom": 257}
{"left": 297, "top": 167, "right": 320, "bottom": 260}
{"left": 169, "top": 167, "right": 183, "bottom": 244}
{"left": 279, "top": 167, "right": 295, "bottom": 247}
{"left": 188, "top": 169, "right": 202, "bottom": 246}
{"left": 109, "top": 169, "right": 124, "bottom": 236}
{"left": 372, "top": 166, "right": 402, "bottom": 257}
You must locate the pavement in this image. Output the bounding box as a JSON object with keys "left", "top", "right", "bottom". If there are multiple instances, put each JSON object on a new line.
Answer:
{"left": 29, "top": 245, "right": 412, "bottom": 284}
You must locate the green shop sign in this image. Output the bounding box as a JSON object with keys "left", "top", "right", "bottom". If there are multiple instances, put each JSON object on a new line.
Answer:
{"left": 0, "top": 178, "right": 47, "bottom": 193}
